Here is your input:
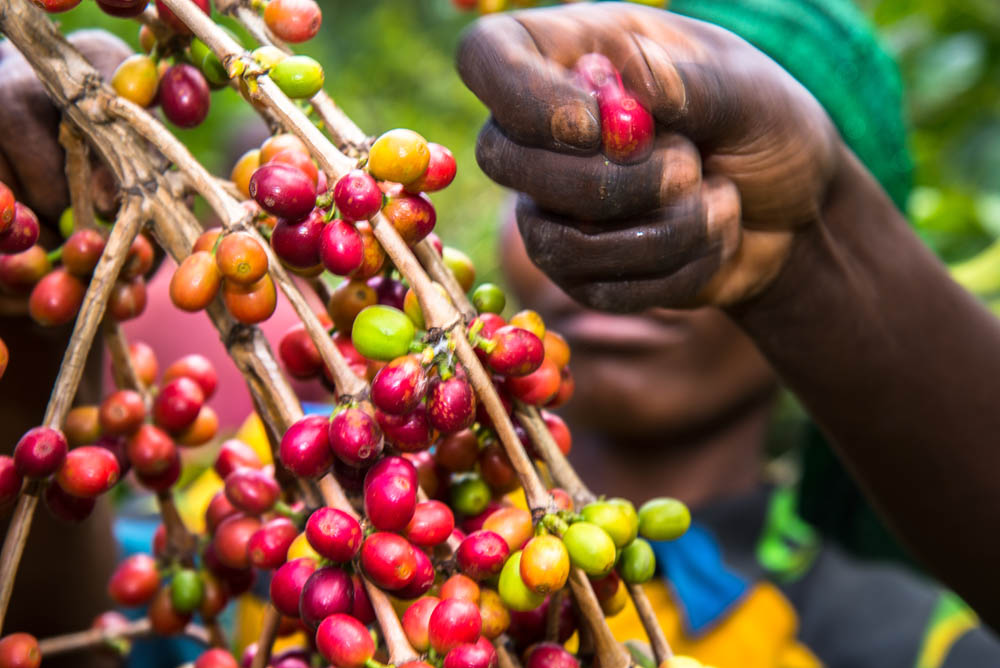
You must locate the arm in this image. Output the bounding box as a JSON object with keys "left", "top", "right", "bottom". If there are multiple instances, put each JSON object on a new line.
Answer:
{"left": 458, "top": 4, "right": 1000, "bottom": 627}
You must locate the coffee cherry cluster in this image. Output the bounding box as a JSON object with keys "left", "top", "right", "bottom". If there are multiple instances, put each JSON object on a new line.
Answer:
{"left": 573, "top": 54, "right": 654, "bottom": 165}
{"left": 3, "top": 347, "right": 219, "bottom": 524}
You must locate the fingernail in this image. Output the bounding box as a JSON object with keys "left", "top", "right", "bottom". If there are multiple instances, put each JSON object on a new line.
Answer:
{"left": 551, "top": 103, "right": 600, "bottom": 149}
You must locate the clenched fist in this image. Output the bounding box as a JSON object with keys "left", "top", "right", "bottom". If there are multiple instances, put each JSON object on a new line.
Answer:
{"left": 458, "top": 3, "right": 843, "bottom": 310}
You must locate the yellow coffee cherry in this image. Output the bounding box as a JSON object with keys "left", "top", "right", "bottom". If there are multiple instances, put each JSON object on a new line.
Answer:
{"left": 368, "top": 129, "right": 430, "bottom": 185}
{"left": 112, "top": 54, "right": 159, "bottom": 107}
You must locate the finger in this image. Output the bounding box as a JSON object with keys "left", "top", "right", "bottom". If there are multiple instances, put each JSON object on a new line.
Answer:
{"left": 514, "top": 191, "right": 715, "bottom": 285}
{"left": 456, "top": 13, "right": 600, "bottom": 152}
{"left": 476, "top": 120, "right": 700, "bottom": 221}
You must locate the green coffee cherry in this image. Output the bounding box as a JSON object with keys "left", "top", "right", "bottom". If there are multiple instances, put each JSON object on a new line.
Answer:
{"left": 351, "top": 305, "right": 415, "bottom": 361}
{"left": 191, "top": 38, "right": 228, "bottom": 87}
{"left": 638, "top": 497, "right": 690, "bottom": 541}
{"left": 472, "top": 283, "right": 506, "bottom": 314}
{"left": 498, "top": 551, "right": 545, "bottom": 611}
{"left": 59, "top": 207, "right": 75, "bottom": 238}
{"left": 581, "top": 500, "right": 638, "bottom": 548}
{"left": 619, "top": 538, "right": 656, "bottom": 584}
{"left": 170, "top": 569, "right": 204, "bottom": 614}
{"left": 449, "top": 473, "right": 491, "bottom": 516}
{"left": 270, "top": 55, "right": 324, "bottom": 99}
{"left": 563, "top": 521, "right": 616, "bottom": 577}
{"left": 252, "top": 45, "right": 288, "bottom": 70}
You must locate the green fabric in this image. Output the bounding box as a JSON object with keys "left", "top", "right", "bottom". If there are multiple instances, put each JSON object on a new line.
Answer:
{"left": 756, "top": 486, "right": 821, "bottom": 582}
{"left": 669, "top": 0, "right": 913, "bottom": 212}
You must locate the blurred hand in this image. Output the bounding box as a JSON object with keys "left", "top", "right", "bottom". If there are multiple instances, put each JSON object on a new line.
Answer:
{"left": 0, "top": 29, "right": 130, "bottom": 226}
{"left": 458, "top": 3, "right": 843, "bottom": 310}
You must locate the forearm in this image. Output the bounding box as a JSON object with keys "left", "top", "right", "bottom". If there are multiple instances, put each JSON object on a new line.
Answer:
{"left": 732, "top": 147, "right": 1000, "bottom": 627}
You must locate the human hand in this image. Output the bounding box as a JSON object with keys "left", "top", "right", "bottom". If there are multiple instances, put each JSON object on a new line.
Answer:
{"left": 0, "top": 30, "right": 130, "bottom": 228}
{"left": 458, "top": 3, "right": 844, "bottom": 309}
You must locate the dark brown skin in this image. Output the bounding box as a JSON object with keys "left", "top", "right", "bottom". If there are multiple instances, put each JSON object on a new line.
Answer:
{"left": 0, "top": 32, "right": 129, "bottom": 666}
{"left": 461, "top": 4, "right": 1000, "bottom": 629}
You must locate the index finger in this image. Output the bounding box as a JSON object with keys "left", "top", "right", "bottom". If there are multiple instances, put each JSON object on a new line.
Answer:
{"left": 456, "top": 13, "right": 601, "bottom": 153}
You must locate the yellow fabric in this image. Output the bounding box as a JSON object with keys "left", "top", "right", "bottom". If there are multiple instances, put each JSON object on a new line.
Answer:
{"left": 606, "top": 580, "right": 822, "bottom": 668}
{"left": 915, "top": 602, "right": 978, "bottom": 668}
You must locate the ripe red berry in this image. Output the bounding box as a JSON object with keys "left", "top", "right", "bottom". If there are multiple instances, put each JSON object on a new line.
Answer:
{"left": 0, "top": 245, "right": 50, "bottom": 295}
{"left": 248, "top": 517, "right": 299, "bottom": 570}
{"left": 224, "top": 468, "right": 280, "bottom": 515}
{"left": 402, "top": 596, "right": 440, "bottom": 652}
{"left": 440, "top": 573, "right": 480, "bottom": 603}
{"left": 14, "top": 427, "right": 67, "bottom": 478}
{"left": 427, "top": 376, "right": 476, "bottom": 433}
{"left": 0, "top": 632, "right": 40, "bottom": 668}
{"left": 55, "top": 446, "right": 120, "bottom": 498}
{"left": 364, "top": 468, "right": 417, "bottom": 532}
{"left": 108, "top": 554, "right": 160, "bottom": 606}
{"left": 205, "top": 491, "right": 239, "bottom": 534}
{"left": 195, "top": 648, "right": 239, "bottom": 668}
{"left": 154, "top": 376, "right": 205, "bottom": 433}
{"left": 270, "top": 209, "right": 325, "bottom": 268}
{"left": 122, "top": 234, "right": 155, "bottom": 280}
{"left": 159, "top": 64, "right": 211, "bottom": 128}
{"left": 598, "top": 88, "right": 654, "bottom": 165}
{"left": 371, "top": 355, "right": 427, "bottom": 415}
{"left": 0, "top": 456, "right": 22, "bottom": 507}
{"left": 333, "top": 170, "right": 381, "bottom": 221}
{"left": 350, "top": 573, "right": 375, "bottom": 623}
{"left": 305, "top": 507, "right": 362, "bottom": 562}
{"left": 28, "top": 268, "right": 85, "bottom": 326}
{"left": 456, "top": 530, "right": 509, "bottom": 580}
{"left": 376, "top": 405, "right": 437, "bottom": 453}
{"left": 212, "top": 514, "right": 262, "bottom": 569}
{"left": 279, "top": 414, "right": 333, "bottom": 479}
{"left": 429, "top": 598, "right": 482, "bottom": 654}
{"left": 149, "top": 585, "right": 192, "bottom": 635}
{"left": 214, "top": 439, "right": 262, "bottom": 479}
{"left": 405, "top": 143, "right": 457, "bottom": 194}
{"left": 127, "top": 341, "right": 159, "bottom": 387}
{"left": 62, "top": 229, "right": 106, "bottom": 276}
{"left": 328, "top": 408, "right": 383, "bottom": 467}
{"left": 270, "top": 557, "right": 317, "bottom": 617}
{"left": 127, "top": 424, "right": 176, "bottom": 477}
{"left": 163, "top": 353, "right": 218, "bottom": 399}
{"left": 299, "top": 565, "right": 353, "bottom": 631}
{"left": 134, "top": 449, "right": 182, "bottom": 492}
{"left": 485, "top": 326, "right": 544, "bottom": 377}
{"left": 392, "top": 544, "right": 435, "bottom": 599}
{"left": 319, "top": 219, "right": 364, "bottom": 276}
{"left": 0, "top": 204, "right": 40, "bottom": 254}
{"left": 360, "top": 532, "right": 417, "bottom": 590}
{"left": 0, "top": 181, "right": 14, "bottom": 233}
{"left": 251, "top": 163, "right": 317, "bottom": 220}
{"left": 444, "top": 639, "right": 497, "bottom": 668}
{"left": 405, "top": 500, "right": 455, "bottom": 548}
{"left": 435, "top": 429, "right": 479, "bottom": 472}
{"left": 263, "top": 0, "right": 322, "bottom": 43}
{"left": 99, "top": 390, "right": 146, "bottom": 436}
{"left": 505, "top": 357, "right": 561, "bottom": 406}
{"left": 315, "top": 614, "right": 374, "bottom": 668}
{"left": 524, "top": 643, "right": 580, "bottom": 668}
{"left": 279, "top": 323, "right": 323, "bottom": 378}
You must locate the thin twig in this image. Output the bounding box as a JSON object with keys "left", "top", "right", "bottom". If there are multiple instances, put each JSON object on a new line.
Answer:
{"left": 37, "top": 617, "right": 211, "bottom": 656}
{"left": 58, "top": 120, "right": 97, "bottom": 231}
{"left": 249, "top": 604, "right": 282, "bottom": 668}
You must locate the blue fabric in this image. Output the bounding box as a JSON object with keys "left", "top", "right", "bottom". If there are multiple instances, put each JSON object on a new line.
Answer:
{"left": 302, "top": 401, "right": 334, "bottom": 416}
{"left": 651, "top": 523, "right": 750, "bottom": 635}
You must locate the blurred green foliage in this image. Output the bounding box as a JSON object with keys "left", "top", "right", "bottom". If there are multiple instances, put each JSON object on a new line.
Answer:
{"left": 865, "top": 0, "right": 1000, "bottom": 271}
{"left": 41, "top": 0, "right": 1000, "bottom": 292}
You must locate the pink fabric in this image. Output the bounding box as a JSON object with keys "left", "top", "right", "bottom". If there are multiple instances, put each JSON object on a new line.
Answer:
{"left": 106, "top": 258, "right": 332, "bottom": 429}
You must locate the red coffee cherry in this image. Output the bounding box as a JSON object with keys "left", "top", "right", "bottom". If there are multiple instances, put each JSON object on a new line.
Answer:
{"left": 251, "top": 163, "right": 317, "bottom": 220}
{"left": 392, "top": 545, "right": 435, "bottom": 599}
{"left": 224, "top": 468, "right": 280, "bottom": 515}
{"left": 484, "top": 326, "right": 544, "bottom": 377}
{"left": 524, "top": 644, "right": 580, "bottom": 668}
{"left": 428, "top": 597, "right": 482, "bottom": 654}
{"left": 62, "top": 229, "right": 106, "bottom": 276}
{"left": 0, "top": 456, "right": 22, "bottom": 507}
{"left": 279, "top": 414, "right": 333, "bottom": 479}
{"left": 214, "top": 439, "right": 262, "bottom": 479}
{"left": 364, "top": 468, "right": 417, "bottom": 532}
{"left": 319, "top": 219, "right": 364, "bottom": 276}
{"left": 248, "top": 517, "right": 298, "bottom": 570}
{"left": 108, "top": 554, "right": 160, "bottom": 607}
{"left": 359, "top": 532, "right": 417, "bottom": 590}
{"left": 315, "top": 614, "right": 374, "bottom": 668}
{"left": 270, "top": 557, "right": 317, "bottom": 617}
{"left": 159, "top": 64, "right": 211, "bottom": 128}
{"left": 328, "top": 407, "right": 384, "bottom": 468}
{"left": 427, "top": 376, "right": 476, "bottom": 434}
{"left": 163, "top": 353, "right": 218, "bottom": 399}
{"left": 28, "top": 268, "right": 85, "bottom": 326}
{"left": 404, "top": 143, "right": 457, "bottom": 194}
{"left": 55, "top": 446, "right": 120, "bottom": 498}
{"left": 298, "top": 565, "right": 353, "bottom": 631}
{"left": 153, "top": 377, "right": 205, "bottom": 433}
{"left": 435, "top": 429, "right": 479, "bottom": 473}
{"left": 444, "top": 639, "right": 497, "bottom": 668}
{"left": 0, "top": 182, "right": 14, "bottom": 232}
{"left": 278, "top": 323, "right": 323, "bottom": 379}
{"left": 205, "top": 491, "right": 239, "bottom": 534}
{"left": 0, "top": 204, "right": 40, "bottom": 254}
{"left": 371, "top": 355, "right": 427, "bottom": 415}
{"left": 456, "top": 530, "right": 509, "bottom": 581}
{"left": 264, "top": 0, "right": 322, "bottom": 43}
{"left": 376, "top": 405, "right": 437, "bottom": 453}
{"left": 0, "top": 633, "right": 40, "bottom": 668}
{"left": 402, "top": 596, "right": 440, "bottom": 652}
{"left": 212, "top": 514, "right": 262, "bottom": 569}
{"left": 305, "top": 507, "right": 362, "bottom": 563}
{"left": 194, "top": 648, "right": 239, "bottom": 668}
{"left": 382, "top": 193, "right": 436, "bottom": 246}
{"left": 333, "top": 170, "right": 381, "bottom": 221}
{"left": 270, "top": 209, "right": 326, "bottom": 269}
{"left": 13, "top": 427, "right": 67, "bottom": 478}
{"left": 44, "top": 481, "right": 95, "bottom": 522}
{"left": 404, "top": 500, "right": 455, "bottom": 548}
